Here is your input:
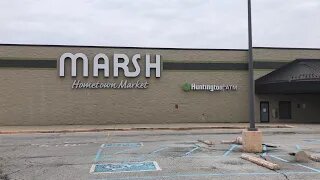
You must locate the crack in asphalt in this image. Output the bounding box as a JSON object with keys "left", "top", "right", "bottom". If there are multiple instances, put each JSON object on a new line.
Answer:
{"left": 273, "top": 169, "right": 290, "bottom": 180}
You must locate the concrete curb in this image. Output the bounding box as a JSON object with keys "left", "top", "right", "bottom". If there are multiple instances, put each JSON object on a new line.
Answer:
{"left": 0, "top": 124, "right": 293, "bottom": 134}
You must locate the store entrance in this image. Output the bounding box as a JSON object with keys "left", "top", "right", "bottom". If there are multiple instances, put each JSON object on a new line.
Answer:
{"left": 260, "top": 101, "right": 269, "bottom": 123}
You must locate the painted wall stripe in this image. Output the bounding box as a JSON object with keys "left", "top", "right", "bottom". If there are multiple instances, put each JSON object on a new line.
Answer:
{"left": 163, "top": 62, "right": 248, "bottom": 70}
{"left": 163, "top": 61, "right": 287, "bottom": 70}
{"left": 254, "top": 61, "right": 287, "bottom": 69}
{"left": 0, "top": 60, "right": 56, "bottom": 68}
{"left": 0, "top": 59, "right": 286, "bottom": 70}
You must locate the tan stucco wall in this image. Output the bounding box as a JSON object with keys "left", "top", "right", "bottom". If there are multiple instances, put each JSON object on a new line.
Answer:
{"left": 1, "top": 45, "right": 320, "bottom": 125}
{"left": 0, "top": 45, "right": 249, "bottom": 125}
{"left": 253, "top": 48, "right": 320, "bottom": 79}
{"left": 0, "top": 46, "right": 248, "bottom": 62}
{"left": 253, "top": 48, "right": 320, "bottom": 61}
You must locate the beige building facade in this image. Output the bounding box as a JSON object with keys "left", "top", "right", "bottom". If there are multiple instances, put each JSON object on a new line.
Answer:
{"left": 0, "top": 44, "right": 319, "bottom": 125}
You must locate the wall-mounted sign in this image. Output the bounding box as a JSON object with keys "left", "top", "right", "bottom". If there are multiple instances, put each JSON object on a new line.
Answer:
{"left": 58, "top": 53, "right": 161, "bottom": 89}
{"left": 72, "top": 80, "right": 148, "bottom": 89}
{"left": 182, "top": 83, "right": 237, "bottom": 92}
{"left": 59, "top": 53, "right": 161, "bottom": 77}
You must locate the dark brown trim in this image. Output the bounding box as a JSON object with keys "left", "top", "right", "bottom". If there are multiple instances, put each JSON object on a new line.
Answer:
{"left": 0, "top": 60, "right": 288, "bottom": 70}
{"left": 256, "top": 81, "right": 320, "bottom": 94}
{"left": 163, "top": 62, "right": 248, "bottom": 70}
{"left": 254, "top": 61, "right": 287, "bottom": 69}
{"left": 0, "top": 60, "right": 56, "bottom": 68}
{"left": 163, "top": 61, "right": 288, "bottom": 70}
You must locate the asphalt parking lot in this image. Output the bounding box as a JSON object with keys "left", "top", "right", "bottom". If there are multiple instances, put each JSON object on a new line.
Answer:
{"left": 0, "top": 126, "right": 319, "bottom": 180}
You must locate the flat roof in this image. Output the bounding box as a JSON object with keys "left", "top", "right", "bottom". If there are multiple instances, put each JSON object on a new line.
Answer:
{"left": 0, "top": 43, "right": 247, "bottom": 51}
{"left": 1, "top": 43, "right": 320, "bottom": 51}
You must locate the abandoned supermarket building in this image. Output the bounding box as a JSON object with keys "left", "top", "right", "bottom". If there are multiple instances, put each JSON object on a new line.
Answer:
{"left": 0, "top": 44, "right": 320, "bottom": 126}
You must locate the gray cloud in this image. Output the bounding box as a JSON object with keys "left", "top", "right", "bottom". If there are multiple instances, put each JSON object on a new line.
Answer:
{"left": 0, "top": 0, "right": 319, "bottom": 49}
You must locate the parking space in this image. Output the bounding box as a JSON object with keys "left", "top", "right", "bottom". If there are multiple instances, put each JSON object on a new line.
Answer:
{"left": 90, "top": 142, "right": 319, "bottom": 180}
{"left": 0, "top": 127, "right": 319, "bottom": 180}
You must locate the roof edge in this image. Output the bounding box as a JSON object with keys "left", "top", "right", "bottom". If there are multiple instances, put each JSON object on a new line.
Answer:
{"left": 1, "top": 44, "right": 319, "bottom": 51}
{"left": 254, "top": 47, "right": 320, "bottom": 51}
{"left": 0, "top": 43, "right": 247, "bottom": 51}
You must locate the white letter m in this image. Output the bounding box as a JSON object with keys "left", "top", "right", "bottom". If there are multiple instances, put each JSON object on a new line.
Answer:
{"left": 59, "top": 53, "right": 88, "bottom": 77}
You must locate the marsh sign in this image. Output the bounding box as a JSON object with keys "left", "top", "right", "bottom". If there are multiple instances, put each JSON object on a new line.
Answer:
{"left": 58, "top": 53, "right": 161, "bottom": 89}
{"left": 59, "top": 53, "right": 161, "bottom": 78}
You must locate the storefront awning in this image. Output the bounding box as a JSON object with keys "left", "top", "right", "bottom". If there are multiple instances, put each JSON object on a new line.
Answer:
{"left": 255, "top": 59, "right": 320, "bottom": 94}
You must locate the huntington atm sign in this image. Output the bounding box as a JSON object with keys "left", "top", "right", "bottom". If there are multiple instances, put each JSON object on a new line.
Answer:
{"left": 182, "top": 83, "right": 237, "bottom": 92}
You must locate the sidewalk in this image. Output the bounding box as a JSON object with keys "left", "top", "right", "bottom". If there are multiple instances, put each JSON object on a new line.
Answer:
{"left": 0, "top": 123, "right": 296, "bottom": 134}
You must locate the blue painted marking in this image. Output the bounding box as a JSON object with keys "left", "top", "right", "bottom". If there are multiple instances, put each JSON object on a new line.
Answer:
{"left": 102, "top": 143, "right": 143, "bottom": 148}
{"left": 295, "top": 145, "right": 301, "bottom": 150}
{"left": 269, "top": 155, "right": 289, "bottom": 162}
{"left": 186, "top": 155, "right": 223, "bottom": 158}
{"left": 223, "top": 144, "right": 238, "bottom": 157}
{"left": 113, "top": 146, "right": 140, "bottom": 155}
{"left": 185, "top": 145, "right": 200, "bottom": 156}
{"left": 262, "top": 145, "right": 267, "bottom": 156}
{"left": 150, "top": 147, "right": 168, "bottom": 154}
{"left": 138, "top": 147, "right": 169, "bottom": 160}
{"left": 296, "top": 164, "right": 320, "bottom": 173}
{"left": 270, "top": 155, "right": 320, "bottom": 173}
{"left": 91, "top": 161, "right": 160, "bottom": 173}
{"left": 93, "top": 171, "right": 320, "bottom": 180}
{"left": 95, "top": 148, "right": 103, "bottom": 162}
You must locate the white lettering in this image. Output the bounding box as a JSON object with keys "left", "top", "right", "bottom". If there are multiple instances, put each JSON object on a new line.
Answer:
{"left": 146, "top": 54, "right": 161, "bottom": 78}
{"left": 130, "top": 54, "right": 141, "bottom": 77}
{"left": 113, "top": 54, "right": 130, "bottom": 77}
{"left": 59, "top": 53, "right": 88, "bottom": 77}
{"left": 59, "top": 53, "right": 161, "bottom": 78}
{"left": 93, "top": 53, "right": 109, "bottom": 77}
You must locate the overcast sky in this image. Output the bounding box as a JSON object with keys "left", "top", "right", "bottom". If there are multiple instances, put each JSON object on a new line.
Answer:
{"left": 0, "top": 0, "right": 319, "bottom": 49}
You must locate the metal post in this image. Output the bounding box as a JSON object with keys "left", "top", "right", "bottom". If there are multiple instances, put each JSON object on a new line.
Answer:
{"left": 247, "top": 0, "right": 257, "bottom": 131}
